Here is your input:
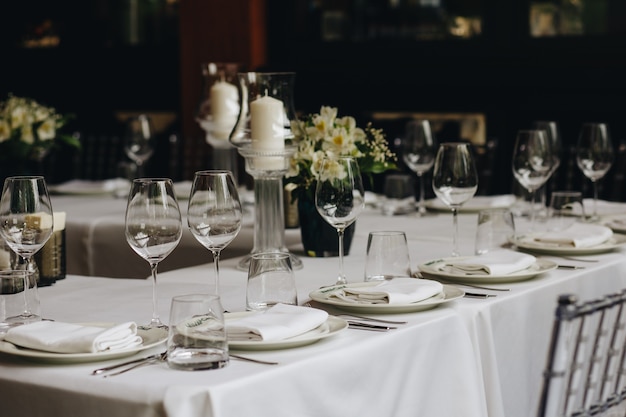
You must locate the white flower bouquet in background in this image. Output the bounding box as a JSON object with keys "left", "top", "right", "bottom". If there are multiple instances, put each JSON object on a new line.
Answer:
{"left": 0, "top": 94, "right": 79, "bottom": 162}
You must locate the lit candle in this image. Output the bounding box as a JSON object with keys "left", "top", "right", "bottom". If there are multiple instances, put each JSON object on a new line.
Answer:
{"left": 210, "top": 80, "right": 239, "bottom": 140}
{"left": 250, "top": 94, "right": 285, "bottom": 169}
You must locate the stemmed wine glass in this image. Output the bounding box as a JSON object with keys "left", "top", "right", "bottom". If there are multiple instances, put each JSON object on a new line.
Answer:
{"left": 124, "top": 114, "right": 155, "bottom": 178}
{"left": 187, "top": 170, "right": 242, "bottom": 295}
{"left": 0, "top": 176, "right": 53, "bottom": 323}
{"left": 532, "top": 120, "right": 562, "bottom": 208}
{"left": 511, "top": 130, "right": 554, "bottom": 229}
{"left": 125, "top": 178, "right": 182, "bottom": 329}
{"left": 576, "top": 123, "right": 614, "bottom": 221}
{"left": 315, "top": 157, "right": 365, "bottom": 285}
{"left": 401, "top": 119, "right": 437, "bottom": 216}
{"left": 432, "top": 143, "right": 478, "bottom": 257}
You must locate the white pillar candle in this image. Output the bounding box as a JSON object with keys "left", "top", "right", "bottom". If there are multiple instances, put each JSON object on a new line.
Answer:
{"left": 210, "top": 81, "right": 239, "bottom": 140}
{"left": 250, "top": 95, "right": 285, "bottom": 170}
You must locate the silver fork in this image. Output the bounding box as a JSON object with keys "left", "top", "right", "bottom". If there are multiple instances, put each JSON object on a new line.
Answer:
{"left": 101, "top": 351, "right": 168, "bottom": 378}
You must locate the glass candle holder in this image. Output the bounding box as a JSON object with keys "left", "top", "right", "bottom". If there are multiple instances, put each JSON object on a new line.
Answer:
{"left": 229, "top": 72, "right": 302, "bottom": 271}
{"left": 196, "top": 62, "right": 242, "bottom": 182}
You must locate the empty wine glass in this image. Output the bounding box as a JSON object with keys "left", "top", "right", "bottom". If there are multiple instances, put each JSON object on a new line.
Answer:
{"left": 0, "top": 176, "right": 53, "bottom": 323}
{"left": 125, "top": 178, "right": 182, "bottom": 329}
{"left": 432, "top": 142, "right": 478, "bottom": 257}
{"left": 532, "top": 120, "right": 562, "bottom": 209}
{"left": 315, "top": 157, "right": 365, "bottom": 285}
{"left": 401, "top": 119, "right": 437, "bottom": 216}
{"left": 511, "top": 129, "right": 554, "bottom": 229}
{"left": 576, "top": 123, "right": 614, "bottom": 221}
{"left": 124, "top": 114, "right": 155, "bottom": 178}
{"left": 188, "top": 170, "right": 243, "bottom": 295}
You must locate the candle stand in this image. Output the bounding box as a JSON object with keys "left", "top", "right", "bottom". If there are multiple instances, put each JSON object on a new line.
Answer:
{"left": 235, "top": 145, "right": 302, "bottom": 271}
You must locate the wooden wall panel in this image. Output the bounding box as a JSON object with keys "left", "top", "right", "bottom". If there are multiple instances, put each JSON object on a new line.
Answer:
{"left": 178, "top": 0, "right": 266, "bottom": 179}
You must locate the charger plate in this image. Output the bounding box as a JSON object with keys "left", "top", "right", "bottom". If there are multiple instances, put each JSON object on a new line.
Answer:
{"left": 0, "top": 323, "right": 167, "bottom": 364}
{"left": 418, "top": 257, "right": 557, "bottom": 284}
{"left": 226, "top": 312, "right": 347, "bottom": 351}
{"left": 513, "top": 233, "right": 626, "bottom": 256}
{"left": 309, "top": 282, "right": 463, "bottom": 314}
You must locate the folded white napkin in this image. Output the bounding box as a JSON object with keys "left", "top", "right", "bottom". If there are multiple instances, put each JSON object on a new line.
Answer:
{"left": 429, "top": 195, "right": 516, "bottom": 210}
{"left": 3, "top": 321, "right": 143, "bottom": 354}
{"left": 443, "top": 250, "right": 536, "bottom": 275}
{"left": 329, "top": 277, "right": 443, "bottom": 304}
{"left": 534, "top": 223, "right": 613, "bottom": 248}
{"left": 49, "top": 179, "right": 130, "bottom": 195}
{"left": 226, "top": 304, "right": 328, "bottom": 342}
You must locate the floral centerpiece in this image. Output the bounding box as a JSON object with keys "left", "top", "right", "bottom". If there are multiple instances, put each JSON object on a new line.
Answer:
{"left": 286, "top": 105, "right": 397, "bottom": 257}
{"left": 286, "top": 105, "right": 397, "bottom": 201}
{"left": 0, "top": 94, "right": 79, "bottom": 168}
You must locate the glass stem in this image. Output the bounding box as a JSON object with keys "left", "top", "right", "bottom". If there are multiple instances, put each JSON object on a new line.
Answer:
{"left": 212, "top": 250, "right": 221, "bottom": 295}
{"left": 337, "top": 228, "right": 347, "bottom": 285}
{"left": 20, "top": 256, "right": 31, "bottom": 316}
{"left": 418, "top": 174, "right": 426, "bottom": 215}
{"left": 149, "top": 263, "right": 160, "bottom": 326}
{"left": 592, "top": 181, "right": 598, "bottom": 220}
{"left": 452, "top": 208, "right": 460, "bottom": 257}
{"left": 530, "top": 190, "right": 537, "bottom": 229}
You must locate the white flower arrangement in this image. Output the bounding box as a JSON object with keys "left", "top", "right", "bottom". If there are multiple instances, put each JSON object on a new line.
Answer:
{"left": 286, "top": 106, "right": 397, "bottom": 200}
{"left": 0, "top": 94, "right": 79, "bottom": 161}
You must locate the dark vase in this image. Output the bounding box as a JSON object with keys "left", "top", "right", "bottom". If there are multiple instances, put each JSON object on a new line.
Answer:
{"left": 297, "top": 193, "right": 356, "bottom": 257}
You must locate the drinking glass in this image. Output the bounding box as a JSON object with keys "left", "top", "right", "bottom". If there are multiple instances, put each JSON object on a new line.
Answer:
{"left": 315, "top": 156, "right": 365, "bottom": 285}
{"left": 432, "top": 142, "right": 478, "bottom": 257}
{"left": 124, "top": 114, "right": 155, "bottom": 178}
{"left": 576, "top": 123, "right": 614, "bottom": 221}
{"left": 125, "top": 178, "right": 182, "bottom": 329}
{"left": 187, "top": 170, "right": 242, "bottom": 295}
{"left": 0, "top": 176, "right": 53, "bottom": 323}
{"left": 511, "top": 130, "right": 553, "bottom": 229}
{"left": 547, "top": 191, "right": 585, "bottom": 232}
{"left": 532, "top": 121, "right": 562, "bottom": 208}
{"left": 246, "top": 252, "right": 297, "bottom": 311}
{"left": 401, "top": 120, "right": 436, "bottom": 216}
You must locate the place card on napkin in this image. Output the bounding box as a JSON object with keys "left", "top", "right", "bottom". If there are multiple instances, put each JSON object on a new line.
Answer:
{"left": 3, "top": 321, "right": 143, "bottom": 354}
{"left": 329, "top": 277, "right": 443, "bottom": 304}
{"left": 534, "top": 223, "right": 613, "bottom": 248}
{"left": 226, "top": 304, "right": 328, "bottom": 342}
{"left": 443, "top": 250, "right": 536, "bottom": 276}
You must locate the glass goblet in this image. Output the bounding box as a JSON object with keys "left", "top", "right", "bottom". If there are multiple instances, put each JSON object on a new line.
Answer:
{"left": 512, "top": 129, "right": 554, "bottom": 229}
{"left": 401, "top": 119, "right": 436, "bottom": 216}
{"left": 0, "top": 176, "right": 53, "bottom": 323}
{"left": 124, "top": 114, "right": 155, "bottom": 178}
{"left": 576, "top": 123, "right": 614, "bottom": 221}
{"left": 432, "top": 142, "right": 478, "bottom": 257}
{"left": 187, "top": 170, "right": 242, "bottom": 295}
{"left": 315, "top": 156, "right": 365, "bottom": 285}
{"left": 532, "top": 120, "right": 562, "bottom": 208}
{"left": 125, "top": 178, "right": 182, "bottom": 329}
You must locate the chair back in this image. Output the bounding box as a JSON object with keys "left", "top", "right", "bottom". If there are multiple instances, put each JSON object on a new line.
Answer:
{"left": 538, "top": 291, "right": 626, "bottom": 417}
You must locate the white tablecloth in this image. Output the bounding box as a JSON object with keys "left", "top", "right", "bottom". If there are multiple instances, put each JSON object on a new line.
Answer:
{"left": 2, "top": 197, "right": 626, "bottom": 417}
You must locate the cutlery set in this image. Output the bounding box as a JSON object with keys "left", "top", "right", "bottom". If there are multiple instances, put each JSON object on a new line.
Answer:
{"left": 92, "top": 351, "right": 279, "bottom": 377}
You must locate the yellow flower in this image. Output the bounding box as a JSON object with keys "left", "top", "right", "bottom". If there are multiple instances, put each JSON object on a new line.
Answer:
{"left": 37, "top": 119, "right": 56, "bottom": 141}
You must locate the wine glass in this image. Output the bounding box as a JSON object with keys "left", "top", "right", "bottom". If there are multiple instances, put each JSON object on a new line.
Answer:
{"left": 401, "top": 119, "right": 437, "bottom": 216}
{"left": 124, "top": 114, "right": 155, "bottom": 178}
{"left": 511, "top": 129, "right": 554, "bottom": 229}
{"left": 532, "top": 120, "right": 562, "bottom": 209}
{"left": 125, "top": 178, "right": 182, "bottom": 329}
{"left": 187, "top": 170, "right": 242, "bottom": 295}
{"left": 576, "top": 123, "right": 614, "bottom": 221}
{"left": 432, "top": 142, "right": 478, "bottom": 257}
{"left": 315, "top": 156, "right": 365, "bottom": 285}
{"left": 0, "top": 176, "right": 53, "bottom": 323}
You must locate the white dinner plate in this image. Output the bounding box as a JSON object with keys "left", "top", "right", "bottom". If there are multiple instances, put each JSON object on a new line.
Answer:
{"left": 513, "top": 233, "right": 626, "bottom": 255}
{"left": 308, "top": 282, "right": 464, "bottom": 314}
{"left": 0, "top": 323, "right": 167, "bottom": 364}
{"left": 418, "top": 257, "right": 557, "bottom": 284}
{"left": 424, "top": 195, "right": 517, "bottom": 213}
{"left": 225, "top": 313, "right": 347, "bottom": 351}
{"left": 602, "top": 216, "right": 626, "bottom": 234}
{"left": 48, "top": 179, "right": 130, "bottom": 196}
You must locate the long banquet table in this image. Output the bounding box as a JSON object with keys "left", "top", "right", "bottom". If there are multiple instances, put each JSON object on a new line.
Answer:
{"left": 2, "top": 198, "right": 626, "bottom": 417}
